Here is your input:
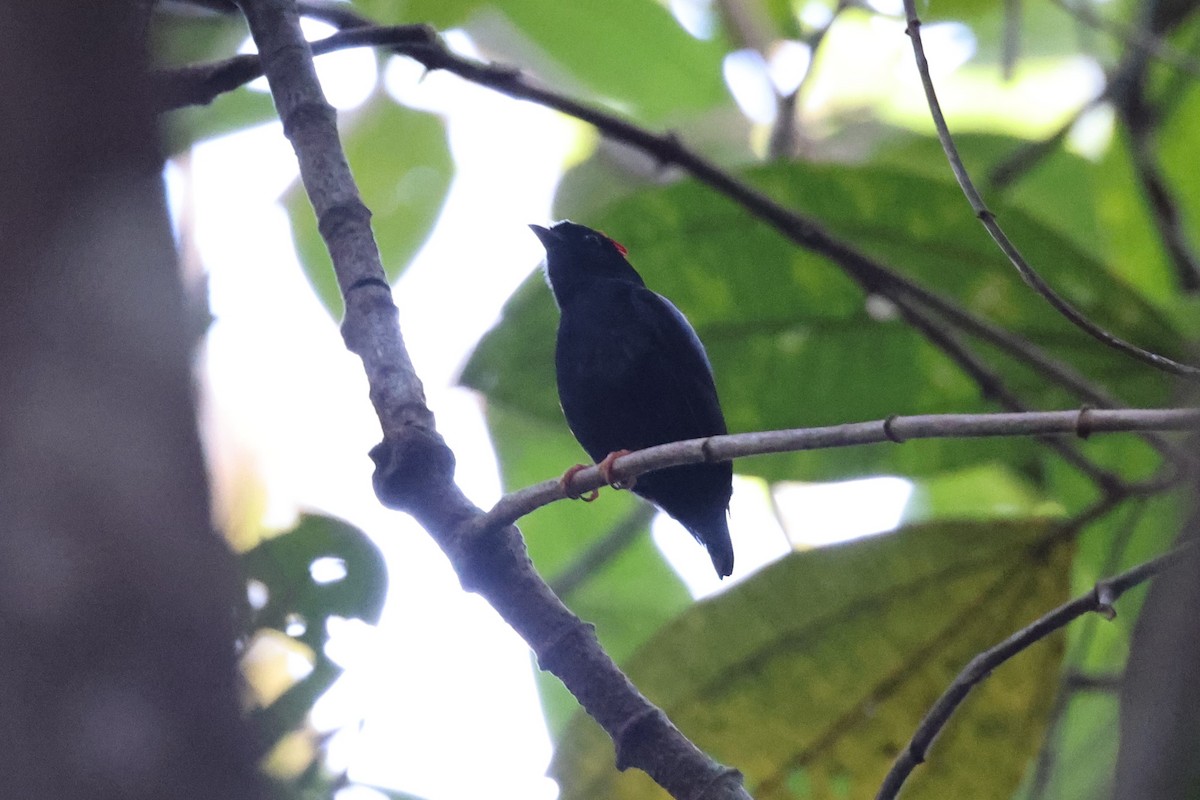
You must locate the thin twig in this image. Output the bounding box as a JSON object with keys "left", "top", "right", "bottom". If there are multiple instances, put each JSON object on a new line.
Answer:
{"left": 901, "top": 0, "right": 1200, "bottom": 381}
{"left": 1048, "top": 0, "right": 1200, "bottom": 78}
{"left": 1002, "top": 0, "right": 1021, "bottom": 79}
{"left": 1120, "top": 102, "right": 1200, "bottom": 293}
{"left": 474, "top": 408, "right": 1200, "bottom": 534}
{"left": 769, "top": 0, "right": 849, "bottom": 158}
{"left": 987, "top": 93, "right": 1103, "bottom": 191}
{"left": 1027, "top": 495, "right": 1150, "bottom": 797}
{"left": 875, "top": 537, "right": 1200, "bottom": 800}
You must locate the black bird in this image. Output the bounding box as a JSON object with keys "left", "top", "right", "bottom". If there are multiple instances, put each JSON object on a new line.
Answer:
{"left": 530, "top": 221, "right": 735, "bottom": 578}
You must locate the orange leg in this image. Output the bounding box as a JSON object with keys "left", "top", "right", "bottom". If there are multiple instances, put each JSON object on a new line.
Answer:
{"left": 597, "top": 449, "right": 636, "bottom": 490}
{"left": 559, "top": 463, "right": 600, "bottom": 502}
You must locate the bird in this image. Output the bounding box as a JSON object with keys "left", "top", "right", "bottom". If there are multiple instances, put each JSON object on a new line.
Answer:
{"left": 529, "top": 220, "right": 735, "bottom": 578}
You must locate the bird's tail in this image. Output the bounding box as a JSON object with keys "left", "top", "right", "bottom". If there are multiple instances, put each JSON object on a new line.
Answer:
{"left": 689, "top": 513, "right": 734, "bottom": 579}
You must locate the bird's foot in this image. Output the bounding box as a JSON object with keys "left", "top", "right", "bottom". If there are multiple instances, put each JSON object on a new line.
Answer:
{"left": 598, "top": 449, "right": 636, "bottom": 490}
{"left": 560, "top": 464, "right": 599, "bottom": 502}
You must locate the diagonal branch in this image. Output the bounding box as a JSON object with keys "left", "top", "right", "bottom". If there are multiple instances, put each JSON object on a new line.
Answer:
{"left": 151, "top": 19, "right": 1167, "bottom": 419}
{"left": 901, "top": 0, "right": 1200, "bottom": 381}
{"left": 152, "top": 9, "right": 1194, "bottom": 487}
{"left": 895, "top": 299, "right": 1127, "bottom": 493}
{"left": 232, "top": 2, "right": 750, "bottom": 798}
{"left": 476, "top": 408, "right": 1200, "bottom": 534}
{"left": 875, "top": 536, "right": 1200, "bottom": 800}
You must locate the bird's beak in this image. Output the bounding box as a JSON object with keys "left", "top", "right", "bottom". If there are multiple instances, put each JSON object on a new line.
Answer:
{"left": 528, "top": 224, "right": 556, "bottom": 248}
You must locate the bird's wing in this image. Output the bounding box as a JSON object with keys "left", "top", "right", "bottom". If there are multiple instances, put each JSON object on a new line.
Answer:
{"left": 626, "top": 286, "right": 727, "bottom": 444}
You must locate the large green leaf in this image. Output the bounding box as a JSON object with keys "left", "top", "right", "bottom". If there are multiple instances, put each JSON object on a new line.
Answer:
{"left": 550, "top": 519, "right": 1072, "bottom": 799}
{"left": 241, "top": 513, "right": 388, "bottom": 751}
{"left": 241, "top": 513, "right": 388, "bottom": 646}
{"left": 463, "top": 160, "right": 1179, "bottom": 485}
{"left": 465, "top": 0, "right": 733, "bottom": 124}
{"left": 1153, "top": 61, "right": 1200, "bottom": 312}
{"left": 876, "top": 132, "right": 1105, "bottom": 264}
{"left": 285, "top": 94, "right": 453, "bottom": 318}
{"left": 904, "top": 461, "right": 1051, "bottom": 523}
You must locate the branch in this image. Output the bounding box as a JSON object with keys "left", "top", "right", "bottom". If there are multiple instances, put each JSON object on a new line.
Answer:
{"left": 875, "top": 537, "right": 1200, "bottom": 800}
{"left": 232, "top": 2, "right": 749, "bottom": 798}
{"left": 1116, "top": 76, "right": 1200, "bottom": 293}
{"left": 901, "top": 0, "right": 1200, "bottom": 381}
{"left": 476, "top": 408, "right": 1200, "bottom": 534}
{"left": 1027, "top": 495, "right": 1150, "bottom": 797}
{"left": 1048, "top": 0, "right": 1200, "bottom": 78}
{"left": 987, "top": 93, "right": 1103, "bottom": 191}
{"left": 895, "top": 298, "right": 1126, "bottom": 493}
{"left": 152, "top": 24, "right": 438, "bottom": 111}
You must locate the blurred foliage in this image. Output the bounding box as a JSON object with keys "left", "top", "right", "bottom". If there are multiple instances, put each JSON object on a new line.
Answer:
{"left": 284, "top": 97, "right": 454, "bottom": 317}
{"left": 152, "top": 0, "right": 1200, "bottom": 796}
{"left": 240, "top": 514, "right": 389, "bottom": 794}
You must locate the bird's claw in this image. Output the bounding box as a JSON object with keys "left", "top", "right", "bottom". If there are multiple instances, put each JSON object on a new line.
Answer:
{"left": 560, "top": 464, "right": 599, "bottom": 502}
{"left": 598, "top": 449, "right": 636, "bottom": 490}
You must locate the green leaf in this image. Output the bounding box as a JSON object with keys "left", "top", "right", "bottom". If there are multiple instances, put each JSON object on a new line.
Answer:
{"left": 1153, "top": 68, "right": 1200, "bottom": 303}
{"left": 1092, "top": 125, "right": 1184, "bottom": 305}
{"left": 876, "top": 132, "right": 1103, "bottom": 262}
{"left": 917, "top": 0, "right": 1109, "bottom": 64}
{"left": 905, "top": 461, "right": 1052, "bottom": 522}
{"left": 241, "top": 513, "right": 388, "bottom": 751}
{"left": 762, "top": 0, "right": 806, "bottom": 40}
{"left": 463, "top": 160, "right": 1179, "bottom": 484}
{"left": 285, "top": 95, "right": 452, "bottom": 318}
{"left": 355, "top": 0, "right": 486, "bottom": 28}
{"left": 550, "top": 519, "right": 1072, "bottom": 799}
{"left": 151, "top": 10, "right": 279, "bottom": 152}
{"left": 150, "top": 9, "right": 247, "bottom": 67}
{"left": 465, "top": 0, "right": 733, "bottom": 123}
{"left": 162, "top": 87, "right": 279, "bottom": 155}
{"left": 242, "top": 513, "right": 388, "bottom": 640}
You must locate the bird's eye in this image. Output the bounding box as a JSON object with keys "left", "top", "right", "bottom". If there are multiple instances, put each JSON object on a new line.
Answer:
{"left": 583, "top": 233, "right": 601, "bottom": 246}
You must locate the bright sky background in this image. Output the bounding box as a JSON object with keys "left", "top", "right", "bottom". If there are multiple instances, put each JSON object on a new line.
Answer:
{"left": 169, "top": 9, "right": 1106, "bottom": 799}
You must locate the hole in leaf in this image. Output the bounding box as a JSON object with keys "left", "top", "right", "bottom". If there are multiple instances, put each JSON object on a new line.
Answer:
{"left": 247, "top": 579, "right": 269, "bottom": 610}
{"left": 310, "top": 556, "right": 348, "bottom": 585}
{"left": 285, "top": 613, "right": 307, "bottom": 638}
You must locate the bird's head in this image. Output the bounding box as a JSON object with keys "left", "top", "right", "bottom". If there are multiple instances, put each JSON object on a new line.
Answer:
{"left": 530, "top": 221, "right": 644, "bottom": 306}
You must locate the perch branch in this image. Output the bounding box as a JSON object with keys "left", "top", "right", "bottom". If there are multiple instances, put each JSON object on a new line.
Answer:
{"left": 475, "top": 408, "right": 1200, "bottom": 535}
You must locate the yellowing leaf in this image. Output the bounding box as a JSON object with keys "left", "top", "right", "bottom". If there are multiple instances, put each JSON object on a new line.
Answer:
{"left": 551, "top": 519, "right": 1071, "bottom": 800}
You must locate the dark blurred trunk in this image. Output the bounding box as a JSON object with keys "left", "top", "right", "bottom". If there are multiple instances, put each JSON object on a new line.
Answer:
{"left": 0, "top": 3, "right": 262, "bottom": 798}
{"left": 1113, "top": 466, "right": 1200, "bottom": 800}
